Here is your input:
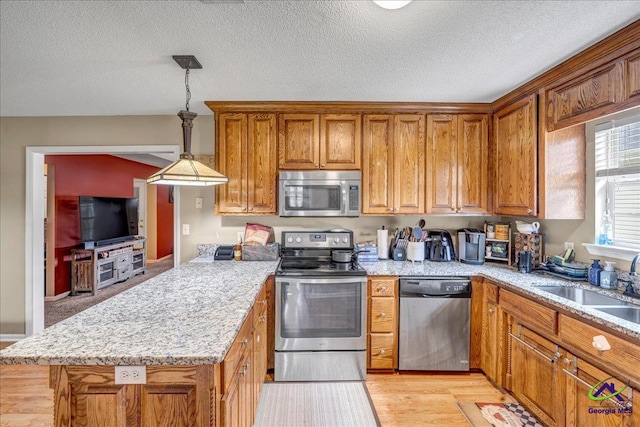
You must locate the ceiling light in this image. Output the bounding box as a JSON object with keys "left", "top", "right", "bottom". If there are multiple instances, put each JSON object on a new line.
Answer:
{"left": 373, "top": 1, "right": 412, "bottom": 10}
{"left": 147, "top": 55, "right": 228, "bottom": 187}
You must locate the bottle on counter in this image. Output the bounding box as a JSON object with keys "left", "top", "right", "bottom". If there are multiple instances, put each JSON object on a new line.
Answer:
{"left": 599, "top": 211, "right": 613, "bottom": 245}
{"left": 234, "top": 244, "right": 242, "bottom": 261}
{"left": 599, "top": 261, "right": 618, "bottom": 290}
{"left": 588, "top": 259, "right": 602, "bottom": 286}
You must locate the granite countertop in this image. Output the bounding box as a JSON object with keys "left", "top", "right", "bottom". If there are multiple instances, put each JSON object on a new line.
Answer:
{"left": 363, "top": 260, "right": 640, "bottom": 340}
{"left": 0, "top": 259, "right": 278, "bottom": 366}
{"left": 2, "top": 256, "right": 638, "bottom": 366}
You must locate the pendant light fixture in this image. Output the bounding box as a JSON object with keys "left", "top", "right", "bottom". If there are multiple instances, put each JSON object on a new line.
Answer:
{"left": 373, "top": 0, "right": 412, "bottom": 10}
{"left": 147, "top": 55, "right": 228, "bottom": 186}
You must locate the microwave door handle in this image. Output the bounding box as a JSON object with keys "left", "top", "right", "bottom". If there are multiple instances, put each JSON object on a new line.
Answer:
{"left": 341, "top": 189, "right": 348, "bottom": 215}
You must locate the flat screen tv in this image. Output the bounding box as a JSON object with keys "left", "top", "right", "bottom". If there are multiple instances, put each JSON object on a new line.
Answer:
{"left": 79, "top": 196, "right": 139, "bottom": 246}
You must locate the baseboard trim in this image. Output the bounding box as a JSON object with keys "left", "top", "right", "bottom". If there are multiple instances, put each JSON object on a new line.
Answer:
{"left": 1, "top": 334, "right": 26, "bottom": 342}
{"left": 45, "top": 291, "right": 70, "bottom": 302}
{"left": 147, "top": 253, "right": 173, "bottom": 265}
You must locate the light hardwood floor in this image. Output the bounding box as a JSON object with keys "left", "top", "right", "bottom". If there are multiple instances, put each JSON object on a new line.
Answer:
{"left": 1, "top": 354, "right": 510, "bottom": 427}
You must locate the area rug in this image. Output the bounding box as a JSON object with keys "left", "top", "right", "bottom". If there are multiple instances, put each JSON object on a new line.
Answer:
{"left": 456, "top": 402, "right": 542, "bottom": 427}
{"left": 254, "top": 382, "right": 380, "bottom": 427}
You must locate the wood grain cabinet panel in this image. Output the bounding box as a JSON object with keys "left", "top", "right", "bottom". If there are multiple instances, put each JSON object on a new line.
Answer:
{"left": 279, "top": 113, "right": 361, "bottom": 170}
{"left": 216, "top": 113, "right": 277, "bottom": 215}
{"left": 508, "top": 323, "right": 565, "bottom": 427}
{"left": 626, "top": 52, "right": 640, "bottom": 101}
{"left": 367, "top": 277, "right": 398, "bottom": 370}
{"left": 500, "top": 289, "right": 557, "bottom": 336}
{"left": 493, "top": 94, "right": 538, "bottom": 217}
{"left": 362, "top": 115, "right": 425, "bottom": 215}
{"left": 545, "top": 62, "right": 625, "bottom": 132}
{"left": 319, "top": 114, "right": 361, "bottom": 169}
{"left": 426, "top": 114, "right": 488, "bottom": 214}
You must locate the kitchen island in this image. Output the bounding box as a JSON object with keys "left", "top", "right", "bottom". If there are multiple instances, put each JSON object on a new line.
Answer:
{"left": 0, "top": 258, "right": 278, "bottom": 427}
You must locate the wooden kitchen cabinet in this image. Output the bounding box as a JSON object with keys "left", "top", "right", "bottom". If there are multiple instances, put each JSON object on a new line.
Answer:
{"left": 362, "top": 114, "right": 425, "bottom": 214}
{"left": 367, "top": 276, "right": 398, "bottom": 370}
{"left": 562, "top": 353, "right": 638, "bottom": 427}
{"left": 508, "top": 322, "right": 565, "bottom": 427}
{"left": 425, "top": 114, "right": 489, "bottom": 214}
{"left": 493, "top": 94, "right": 538, "bottom": 217}
{"left": 216, "top": 113, "right": 277, "bottom": 214}
{"left": 481, "top": 282, "right": 502, "bottom": 384}
{"left": 278, "top": 113, "right": 361, "bottom": 170}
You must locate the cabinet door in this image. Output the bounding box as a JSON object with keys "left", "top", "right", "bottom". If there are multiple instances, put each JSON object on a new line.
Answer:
{"left": 426, "top": 114, "right": 458, "bottom": 214}
{"left": 369, "top": 333, "right": 395, "bottom": 369}
{"left": 509, "top": 323, "right": 564, "bottom": 427}
{"left": 247, "top": 113, "right": 277, "bottom": 214}
{"left": 482, "top": 300, "right": 499, "bottom": 383}
{"left": 563, "top": 354, "right": 637, "bottom": 427}
{"left": 457, "top": 114, "right": 489, "bottom": 214}
{"left": 393, "top": 114, "right": 425, "bottom": 214}
{"left": 140, "top": 384, "right": 198, "bottom": 427}
{"left": 493, "top": 94, "right": 537, "bottom": 217}
{"left": 217, "top": 113, "right": 248, "bottom": 214}
{"left": 370, "top": 297, "right": 395, "bottom": 333}
{"left": 319, "top": 114, "right": 361, "bottom": 170}
{"left": 362, "top": 115, "right": 394, "bottom": 214}
{"left": 278, "top": 114, "right": 320, "bottom": 169}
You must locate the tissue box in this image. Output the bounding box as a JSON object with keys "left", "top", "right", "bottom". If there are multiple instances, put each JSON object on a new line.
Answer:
{"left": 241, "top": 243, "right": 280, "bottom": 261}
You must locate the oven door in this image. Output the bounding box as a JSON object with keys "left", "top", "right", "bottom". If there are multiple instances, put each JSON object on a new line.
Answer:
{"left": 275, "top": 277, "right": 367, "bottom": 351}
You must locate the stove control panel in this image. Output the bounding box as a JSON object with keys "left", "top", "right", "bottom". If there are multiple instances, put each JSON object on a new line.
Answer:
{"left": 282, "top": 230, "right": 353, "bottom": 249}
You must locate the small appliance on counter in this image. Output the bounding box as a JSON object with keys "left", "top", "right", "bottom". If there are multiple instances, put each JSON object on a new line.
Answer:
{"left": 457, "top": 228, "right": 486, "bottom": 265}
{"left": 214, "top": 245, "right": 235, "bottom": 260}
{"left": 425, "top": 230, "right": 455, "bottom": 262}
{"left": 518, "top": 250, "right": 532, "bottom": 273}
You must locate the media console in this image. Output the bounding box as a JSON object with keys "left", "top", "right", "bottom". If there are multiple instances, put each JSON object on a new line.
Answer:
{"left": 70, "top": 238, "right": 146, "bottom": 296}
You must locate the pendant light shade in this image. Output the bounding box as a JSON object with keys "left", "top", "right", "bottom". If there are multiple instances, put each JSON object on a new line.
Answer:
{"left": 147, "top": 56, "right": 228, "bottom": 186}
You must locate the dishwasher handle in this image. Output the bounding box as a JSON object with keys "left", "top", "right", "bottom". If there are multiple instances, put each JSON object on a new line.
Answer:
{"left": 400, "top": 278, "right": 471, "bottom": 297}
{"left": 400, "top": 291, "right": 471, "bottom": 298}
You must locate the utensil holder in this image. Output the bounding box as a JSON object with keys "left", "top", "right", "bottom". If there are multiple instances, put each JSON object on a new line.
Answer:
{"left": 407, "top": 241, "right": 425, "bottom": 263}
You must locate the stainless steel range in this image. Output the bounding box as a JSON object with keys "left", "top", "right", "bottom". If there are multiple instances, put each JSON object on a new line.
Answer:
{"left": 274, "top": 229, "right": 367, "bottom": 382}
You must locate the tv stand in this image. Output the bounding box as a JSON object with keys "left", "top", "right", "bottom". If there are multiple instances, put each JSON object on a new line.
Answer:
{"left": 70, "top": 239, "right": 146, "bottom": 296}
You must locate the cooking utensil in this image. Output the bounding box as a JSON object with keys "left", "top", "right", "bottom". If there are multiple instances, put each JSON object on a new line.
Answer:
{"left": 413, "top": 226, "right": 422, "bottom": 241}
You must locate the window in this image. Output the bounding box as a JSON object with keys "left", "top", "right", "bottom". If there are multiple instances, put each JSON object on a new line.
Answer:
{"left": 594, "top": 113, "right": 640, "bottom": 250}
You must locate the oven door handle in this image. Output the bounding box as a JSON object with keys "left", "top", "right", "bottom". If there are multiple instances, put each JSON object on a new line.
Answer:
{"left": 277, "top": 277, "right": 366, "bottom": 285}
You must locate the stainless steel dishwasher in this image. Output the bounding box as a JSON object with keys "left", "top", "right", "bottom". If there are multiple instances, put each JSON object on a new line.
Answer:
{"left": 399, "top": 277, "right": 471, "bottom": 371}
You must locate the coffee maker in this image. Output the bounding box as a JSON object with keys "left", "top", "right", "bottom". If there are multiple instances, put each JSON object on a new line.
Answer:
{"left": 457, "top": 228, "right": 486, "bottom": 265}
{"left": 425, "top": 230, "right": 456, "bottom": 262}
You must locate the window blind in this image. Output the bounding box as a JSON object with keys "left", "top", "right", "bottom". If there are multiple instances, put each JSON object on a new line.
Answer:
{"left": 595, "top": 114, "right": 640, "bottom": 249}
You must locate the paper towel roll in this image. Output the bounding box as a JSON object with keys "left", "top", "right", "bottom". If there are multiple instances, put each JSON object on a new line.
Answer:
{"left": 377, "top": 229, "right": 389, "bottom": 259}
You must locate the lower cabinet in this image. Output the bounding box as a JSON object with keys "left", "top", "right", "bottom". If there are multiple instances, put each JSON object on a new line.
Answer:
{"left": 508, "top": 322, "right": 565, "bottom": 427}
{"left": 367, "top": 276, "right": 398, "bottom": 370}
{"left": 562, "top": 353, "right": 638, "bottom": 427}
{"left": 481, "top": 282, "right": 501, "bottom": 385}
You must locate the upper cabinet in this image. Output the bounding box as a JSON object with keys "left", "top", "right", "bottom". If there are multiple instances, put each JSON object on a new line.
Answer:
{"left": 545, "top": 50, "right": 640, "bottom": 132}
{"left": 278, "top": 113, "right": 361, "bottom": 170}
{"left": 493, "top": 94, "right": 538, "bottom": 217}
{"left": 216, "top": 113, "right": 277, "bottom": 215}
{"left": 426, "top": 114, "right": 489, "bottom": 215}
{"left": 362, "top": 114, "right": 425, "bottom": 215}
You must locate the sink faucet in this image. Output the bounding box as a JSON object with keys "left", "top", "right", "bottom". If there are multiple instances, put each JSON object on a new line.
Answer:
{"left": 631, "top": 253, "right": 640, "bottom": 276}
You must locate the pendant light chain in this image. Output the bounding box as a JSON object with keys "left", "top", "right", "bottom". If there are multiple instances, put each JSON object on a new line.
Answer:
{"left": 185, "top": 68, "right": 191, "bottom": 112}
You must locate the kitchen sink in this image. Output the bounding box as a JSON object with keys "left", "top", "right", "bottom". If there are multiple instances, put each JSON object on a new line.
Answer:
{"left": 537, "top": 286, "right": 629, "bottom": 306}
{"left": 595, "top": 306, "right": 640, "bottom": 324}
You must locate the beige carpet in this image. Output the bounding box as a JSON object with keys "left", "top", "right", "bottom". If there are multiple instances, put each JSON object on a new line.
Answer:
{"left": 45, "top": 256, "right": 174, "bottom": 327}
{"left": 254, "top": 382, "right": 380, "bottom": 427}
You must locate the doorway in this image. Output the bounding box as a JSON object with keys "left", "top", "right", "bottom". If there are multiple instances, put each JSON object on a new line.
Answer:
{"left": 26, "top": 145, "right": 180, "bottom": 336}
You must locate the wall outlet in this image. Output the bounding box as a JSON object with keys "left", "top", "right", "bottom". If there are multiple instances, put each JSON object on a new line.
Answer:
{"left": 182, "top": 224, "right": 190, "bottom": 235}
{"left": 564, "top": 241, "right": 574, "bottom": 250}
{"left": 237, "top": 231, "right": 244, "bottom": 244}
{"left": 195, "top": 197, "right": 203, "bottom": 209}
{"left": 115, "top": 366, "right": 146, "bottom": 384}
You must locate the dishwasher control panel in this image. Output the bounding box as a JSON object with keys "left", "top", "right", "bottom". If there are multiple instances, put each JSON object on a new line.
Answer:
{"left": 400, "top": 278, "right": 471, "bottom": 297}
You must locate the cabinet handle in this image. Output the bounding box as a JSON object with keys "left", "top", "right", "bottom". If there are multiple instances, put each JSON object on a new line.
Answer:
{"left": 488, "top": 308, "right": 494, "bottom": 314}
{"left": 564, "top": 358, "right": 572, "bottom": 365}
{"left": 592, "top": 335, "right": 611, "bottom": 351}
{"left": 257, "top": 334, "right": 261, "bottom": 343}
{"left": 451, "top": 207, "right": 456, "bottom": 212}
{"left": 527, "top": 208, "right": 533, "bottom": 214}
{"left": 380, "top": 349, "right": 386, "bottom": 355}
{"left": 321, "top": 163, "right": 326, "bottom": 168}
{"left": 387, "top": 208, "right": 393, "bottom": 212}
{"left": 315, "top": 163, "right": 319, "bottom": 168}
{"left": 260, "top": 300, "right": 267, "bottom": 306}
{"left": 561, "top": 368, "right": 631, "bottom": 409}
{"left": 241, "top": 339, "right": 249, "bottom": 346}
{"left": 509, "top": 332, "right": 555, "bottom": 363}
{"left": 248, "top": 207, "right": 253, "bottom": 212}
{"left": 394, "top": 208, "right": 399, "bottom": 212}
{"left": 380, "top": 286, "right": 387, "bottom": 292}
{"left": 457, "top": 207, "right": 463, "bottom": 213}
{"left": 380, "top": 312, "right": 386, "bottom": 318}
{"left": 259, "top": 316, "right": 266, "bottom": 324}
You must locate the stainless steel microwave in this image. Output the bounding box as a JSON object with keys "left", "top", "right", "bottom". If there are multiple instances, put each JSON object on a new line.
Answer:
{"left": 278, "top": 171, "right": 361, "bottom": 217}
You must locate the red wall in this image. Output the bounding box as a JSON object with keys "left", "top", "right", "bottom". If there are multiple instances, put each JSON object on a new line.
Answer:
{"left": 46, "top": 154, "right": 174, "bottom": 295}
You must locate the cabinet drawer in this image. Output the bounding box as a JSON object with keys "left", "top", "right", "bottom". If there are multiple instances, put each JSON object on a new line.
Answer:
{"left": 369, "top": 277, "right": 396, "bottom": 297}
{"left": 558, "top": 314, "right": 640, "bottom": 385}
{"left": 222, "top": 313, "right": 253, "bottom": 392}
{"left": 500, "top": 290, "right": 557, "bottom": 335}
{"left": 114, "top": 254, "right": 130, "bottom": 267}
{"left": 370, "top": 298, "right": 395, "bottom": 333}
{"left": 369, "top": 333, "right": 395, "bottom": 369}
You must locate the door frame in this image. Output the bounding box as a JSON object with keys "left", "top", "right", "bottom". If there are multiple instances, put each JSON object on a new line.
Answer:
{"left": 25, "top": 145, "right": 180, "bottom": 337}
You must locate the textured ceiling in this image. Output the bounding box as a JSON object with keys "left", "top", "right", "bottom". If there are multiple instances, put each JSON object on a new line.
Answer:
{"left": 1, "top": 1, "right": 639, "bottom": 117}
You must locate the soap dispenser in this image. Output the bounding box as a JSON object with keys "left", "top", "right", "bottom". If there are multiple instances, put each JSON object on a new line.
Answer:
{"left": 599, "top": 262, "right": 618, "bottom": 290}
{"left": 588, "top": 259, "right": 602, "bottom": 286}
